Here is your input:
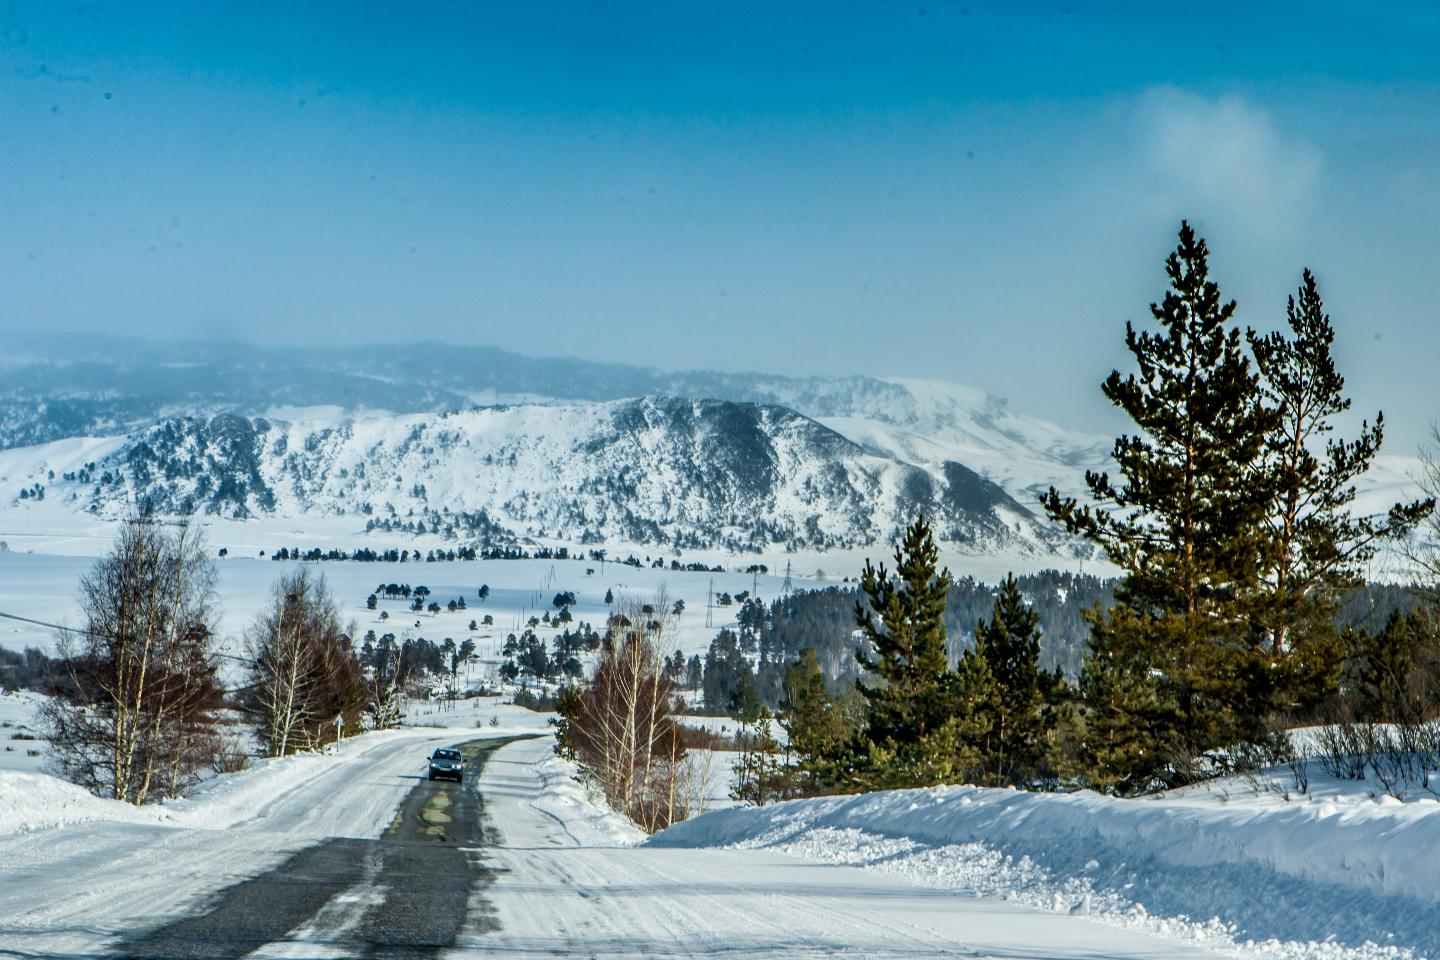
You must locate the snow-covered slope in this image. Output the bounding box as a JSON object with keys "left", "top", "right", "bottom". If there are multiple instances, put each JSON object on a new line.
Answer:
{"left": 0, "top": 398, "right": 1051, "bottom": 554}
{"left": 0, "top": 337, "right": 1113, "bottom": 507}
{"left": 653, "top": 778, "right": 1440, "bottom": 958}
{"left": 0, "top": 338, "right": 1420, "bottom": 562}
{"left": 814, "top": 377, "right": 1113, "bottom": 506}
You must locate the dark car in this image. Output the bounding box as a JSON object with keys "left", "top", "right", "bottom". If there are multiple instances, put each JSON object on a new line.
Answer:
{"left": 427, "top": 747, "right": 465, "bottom": 782}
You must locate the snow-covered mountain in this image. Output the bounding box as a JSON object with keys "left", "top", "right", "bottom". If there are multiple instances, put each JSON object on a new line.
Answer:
{"left": 0, "top": 336, "right": 1109, "bottom": 488}
{"left": 5, "top": 398, "right": 1060, "bottom": 554}
{"left": 0, "top": 336, "right": 1121, "bottom": 555}
{"left": 1, "top": 336, "right": 1416, "bottom": 559}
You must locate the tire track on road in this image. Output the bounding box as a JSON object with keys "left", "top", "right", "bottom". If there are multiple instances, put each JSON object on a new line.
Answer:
{"left": 106, "top": 737, "right": 522, "bottom": 960}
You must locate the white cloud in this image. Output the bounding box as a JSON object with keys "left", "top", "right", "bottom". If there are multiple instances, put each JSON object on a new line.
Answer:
{"left": 1133, "top": 88, "right": 1323, "bottom": 242}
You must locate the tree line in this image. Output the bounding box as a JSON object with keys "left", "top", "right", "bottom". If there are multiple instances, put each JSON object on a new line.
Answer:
{"left": 679, "top": 572, "right": 1120, "bottom": 718}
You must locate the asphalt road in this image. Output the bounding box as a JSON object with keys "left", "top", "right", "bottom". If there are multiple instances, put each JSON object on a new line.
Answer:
{"left": 107, "top": 737, "right": 520, "bottom": 960}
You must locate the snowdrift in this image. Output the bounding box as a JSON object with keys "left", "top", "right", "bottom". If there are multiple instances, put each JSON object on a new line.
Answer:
{"left": 651, "top": 783, "right": 1440, "bottom": 957}
{"left": 0, "top": 769, "right": 166, "bottom": 835}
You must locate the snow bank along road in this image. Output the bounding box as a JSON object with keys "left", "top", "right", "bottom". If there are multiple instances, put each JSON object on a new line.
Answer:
{"left": 472, "top": 737, "right": 1229, "bottom": 959}
{"left": 1, "top": 733, "right": 1234, "bottom": 960}
{"left": 652, "top": 776, "right": 1440, "bottom": 959}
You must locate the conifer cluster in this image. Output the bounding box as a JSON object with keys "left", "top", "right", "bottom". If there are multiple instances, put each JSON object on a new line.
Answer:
{"left": 772, "top": 222, "right": 1433, "bottom": 800}
{"left": 778, "top": 519, "right": 1069, "bottom": 792}
{"left": 1042, "top": 222, "right": 1431, "bottom": 792}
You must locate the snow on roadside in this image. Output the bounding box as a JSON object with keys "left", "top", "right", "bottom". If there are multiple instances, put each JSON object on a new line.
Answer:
{"left": 0, "top": 769, "right": 165, "bottom": 835}
{"left": 527, "top": 750, "right": 646, "bottom": 847}
{"left": 650, "top": 783, "right": 1440, "bottom": 960}
{"left": 0, "top": 719, "right": 548, "bottom": 838}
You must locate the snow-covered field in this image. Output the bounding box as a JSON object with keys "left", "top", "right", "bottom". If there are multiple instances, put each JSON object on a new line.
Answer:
{"left": 0, "top": 691, "right": 46, "bottom": 775}
{"left": 0, "top": 550, "right": 809, "bottom": 661}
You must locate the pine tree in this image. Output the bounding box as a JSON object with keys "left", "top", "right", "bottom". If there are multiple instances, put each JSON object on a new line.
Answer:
{"left": 731, "top": 709, "right": 789, "bottom": 806}
{"left": 964, "top": 575, "right": 1059, "bottom": 785}
{"left": 1346, "top": 610, "right": 1439, "bottom": 725}
{"left": 1243, "top": 271, "right": 1433, "bottom": 728}
{"left": 731, "top": 669, "right": 763, "bottom": 723}
{"left": 852, "top": 518, "right": 988, "bottom": 789}
{"left": 781, "top": 647, "right": 856, "bottom": 792}
{"left": 1043, "top": 222, "right": 1276, "bottom": 789}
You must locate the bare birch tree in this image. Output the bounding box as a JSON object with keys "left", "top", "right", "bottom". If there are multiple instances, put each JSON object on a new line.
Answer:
{"left": 364, "top": 632, "right": 410, "bottom": 729}
{"left": 556, "top": 594, "right": 693, "bottom": 831}
{"left": 243, "top": 569, "right": 365, "bottom": 756}
{"left": 41, "top": 518, "right": 224, "bottom": 804}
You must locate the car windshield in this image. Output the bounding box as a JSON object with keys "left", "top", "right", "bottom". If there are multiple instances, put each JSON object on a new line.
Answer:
{"left": 434, "top": 750, "right": 461, "bottom": 761}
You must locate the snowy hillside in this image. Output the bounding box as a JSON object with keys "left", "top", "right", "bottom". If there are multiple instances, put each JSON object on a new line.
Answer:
{"left": 0, "top": 398, "right": 1051, "bottom": 554}
{"left": 0, "top": 338, "right": 1420, "bottom": 564}
{"left": 0, "top": 336, "right": 1111, "bottom": 468}
{"left": 814, "top": 378, "right": 1113, "bottom": 506}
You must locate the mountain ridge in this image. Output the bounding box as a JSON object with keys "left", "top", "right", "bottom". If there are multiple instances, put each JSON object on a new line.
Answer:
{"left": 1, "top": 336, "right": 1416, "bottom": 563}
{"left": 0, "top": 397, "right": 1056, "bottom": 555}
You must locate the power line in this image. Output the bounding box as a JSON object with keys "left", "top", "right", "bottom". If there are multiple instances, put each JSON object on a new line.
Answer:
{"left": 0, "top": 609, "right": 257, "bottom": 665}
{"left": 0, "top": 609, "right": 81, "bottom": 635}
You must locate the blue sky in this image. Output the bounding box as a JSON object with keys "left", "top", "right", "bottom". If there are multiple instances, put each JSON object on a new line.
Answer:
{"left": 2, "top": 2, "right": 1438, "bottom": 447}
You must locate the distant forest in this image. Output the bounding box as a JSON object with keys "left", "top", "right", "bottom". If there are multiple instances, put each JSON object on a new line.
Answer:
{"left": 3, "top": 570, "right": 1422, "bottom": 712}
{"left": 685, "top": 572, "right": 1425, "bottom": 715}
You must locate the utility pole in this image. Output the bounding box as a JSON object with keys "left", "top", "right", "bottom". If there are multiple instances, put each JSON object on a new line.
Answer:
{"left": 781, "top": 560, "right": 793, "bottom": 597}
{"left": 705, "top": 577, "right": 715, "bottom": 629}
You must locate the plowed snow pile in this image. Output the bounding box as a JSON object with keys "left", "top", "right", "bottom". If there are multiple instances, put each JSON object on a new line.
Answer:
{"left": 651, "top": 781, "right": 1440, "bottom": 959}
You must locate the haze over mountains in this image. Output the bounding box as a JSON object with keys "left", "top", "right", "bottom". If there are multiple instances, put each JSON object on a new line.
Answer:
{"left": 0, "top": 334, "right": 1415, "bottom": 561}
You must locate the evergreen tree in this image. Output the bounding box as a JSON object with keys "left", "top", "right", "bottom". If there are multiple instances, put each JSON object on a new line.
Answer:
{"left": 1073, "top": 604, "right": 1169, "bottom": 792}
{"left": 701, "top": 629, "right": 753, "bottom": 717}
{"left": 731, "top": 709, "right": 789, "bottom": 806}
{"left": 963, "top": 575, "right": 1060, "bottom": 785}
{"left": 781, "top": 647, "right": 856, "bottom": 792}
{"left": 851, "top": 518, "right": 988, "bottom": 789}
{"left": 731, "top": 669, "right": 763, "bottom": 722}
{"left": 1043, "top": 222, "right": 1276, "bottom": 789}
{"left": 1344, "top": 609, "right": 1439, "bottom": 725}
{"left": 1243, "top": 271, "right": 1433, "bottom": 727}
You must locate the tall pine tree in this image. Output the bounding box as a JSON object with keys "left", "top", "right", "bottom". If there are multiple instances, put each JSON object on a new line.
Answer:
{"left": 963, "top": 575, "right": 1062, "bottom": 785}
{"left": 1043, "top": 222, "right": 1276, "bottom": 790}
{"left": 1243, "top": 270, "right": 1433, "bottom": 728}
{"left": 781, "top": 647, "right": 858, "bottom": 794}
